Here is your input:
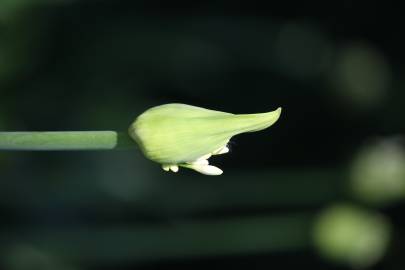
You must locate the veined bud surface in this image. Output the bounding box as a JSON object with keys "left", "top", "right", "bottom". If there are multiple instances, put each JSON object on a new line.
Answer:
{"left": 128, "top": 103, "right": 281, "bottom": 175}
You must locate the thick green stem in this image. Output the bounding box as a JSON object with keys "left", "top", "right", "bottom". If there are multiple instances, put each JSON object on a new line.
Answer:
{"left": 0, "top": 131, "right": 136, "bottom": 151}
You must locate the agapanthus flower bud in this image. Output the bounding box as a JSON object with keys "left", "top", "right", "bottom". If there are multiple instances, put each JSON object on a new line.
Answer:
{"left": 128, "top": 103, "right": 281, "bottom": 175}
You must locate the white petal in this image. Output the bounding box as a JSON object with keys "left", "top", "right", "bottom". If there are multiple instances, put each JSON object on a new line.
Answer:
{"left": 189, "top": 159, "right": 209, "bottom": 165}
{"left": 170, "top": 165, "right": 179, "bottom": 172}
{"left": 191, "top": 164, "right": 223, "bottom": 176}
{"left": 213, "top": 146, "right": 229, "bottom": 155}
{"left": 198, "top": 153, "right": 212, "bottom": 160}
{"left": 162, "top": 165, "right": 170, "bottom": 171}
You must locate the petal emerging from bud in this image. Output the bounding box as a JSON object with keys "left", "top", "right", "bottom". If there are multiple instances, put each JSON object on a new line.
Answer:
{"left": 128, "top": 103, "right": 281, "bottom": 175}
{"left": 169, "top": 165, "right": 179, "bottom": 172}
{"left": 213, "top": 146, "right": 229, "bottom": 155}
{"left": 182, "top": 163, "right": 223, "bottom": 176}
{"left": 191, "top": 158, "right": 209, "bottom": 165}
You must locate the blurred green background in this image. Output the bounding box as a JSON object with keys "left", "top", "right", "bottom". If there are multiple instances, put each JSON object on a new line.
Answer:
{"left": 1, "top": 1, "right": 405, "bottom": 269}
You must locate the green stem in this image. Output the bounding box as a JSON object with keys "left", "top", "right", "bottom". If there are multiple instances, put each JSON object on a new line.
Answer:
{"left": 0, "top": 131, "right": 136, "bottom": 151}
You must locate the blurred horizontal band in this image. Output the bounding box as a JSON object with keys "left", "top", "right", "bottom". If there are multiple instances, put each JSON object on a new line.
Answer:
{"left": 1, "top": 214, "right": 311, "bottom": 264}
{"left": 0, "top": 131, "right": 136, "bottom": 151}
{"left": 0, "top": 169, "right": 342, "bottom": 212}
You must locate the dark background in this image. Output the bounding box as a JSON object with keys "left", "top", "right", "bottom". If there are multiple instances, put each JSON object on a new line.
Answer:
{"left": 1, "top": 1, "right": 405, "bottom": 269}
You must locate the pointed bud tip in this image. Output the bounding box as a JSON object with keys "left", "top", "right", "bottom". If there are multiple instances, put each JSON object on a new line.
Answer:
{"left": 274, "top": 107, "right": 282, "bottom": 122}
{"left": 273, "top": 107, "right": 282, "bottom": 119}
{"left": 263, "top": 106, "right": 282, "bottom": 127}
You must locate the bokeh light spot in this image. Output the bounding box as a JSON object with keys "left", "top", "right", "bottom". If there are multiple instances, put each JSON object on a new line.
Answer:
{"left": 274, "top": 22, "right": 334, "bottom": 79}
{"left": 313, "top": 204, "right": 391, "bottom": 268}
{"left": 330, "top": 42, "right": 391, "bottom": 110}
{"left": 350, "top": 138, "right": 405, "bottom": 205}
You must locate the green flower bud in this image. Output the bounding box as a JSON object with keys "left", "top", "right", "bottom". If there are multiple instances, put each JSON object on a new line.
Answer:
{"left": 128, "top": 103, "right": 281, "bottom": 175}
